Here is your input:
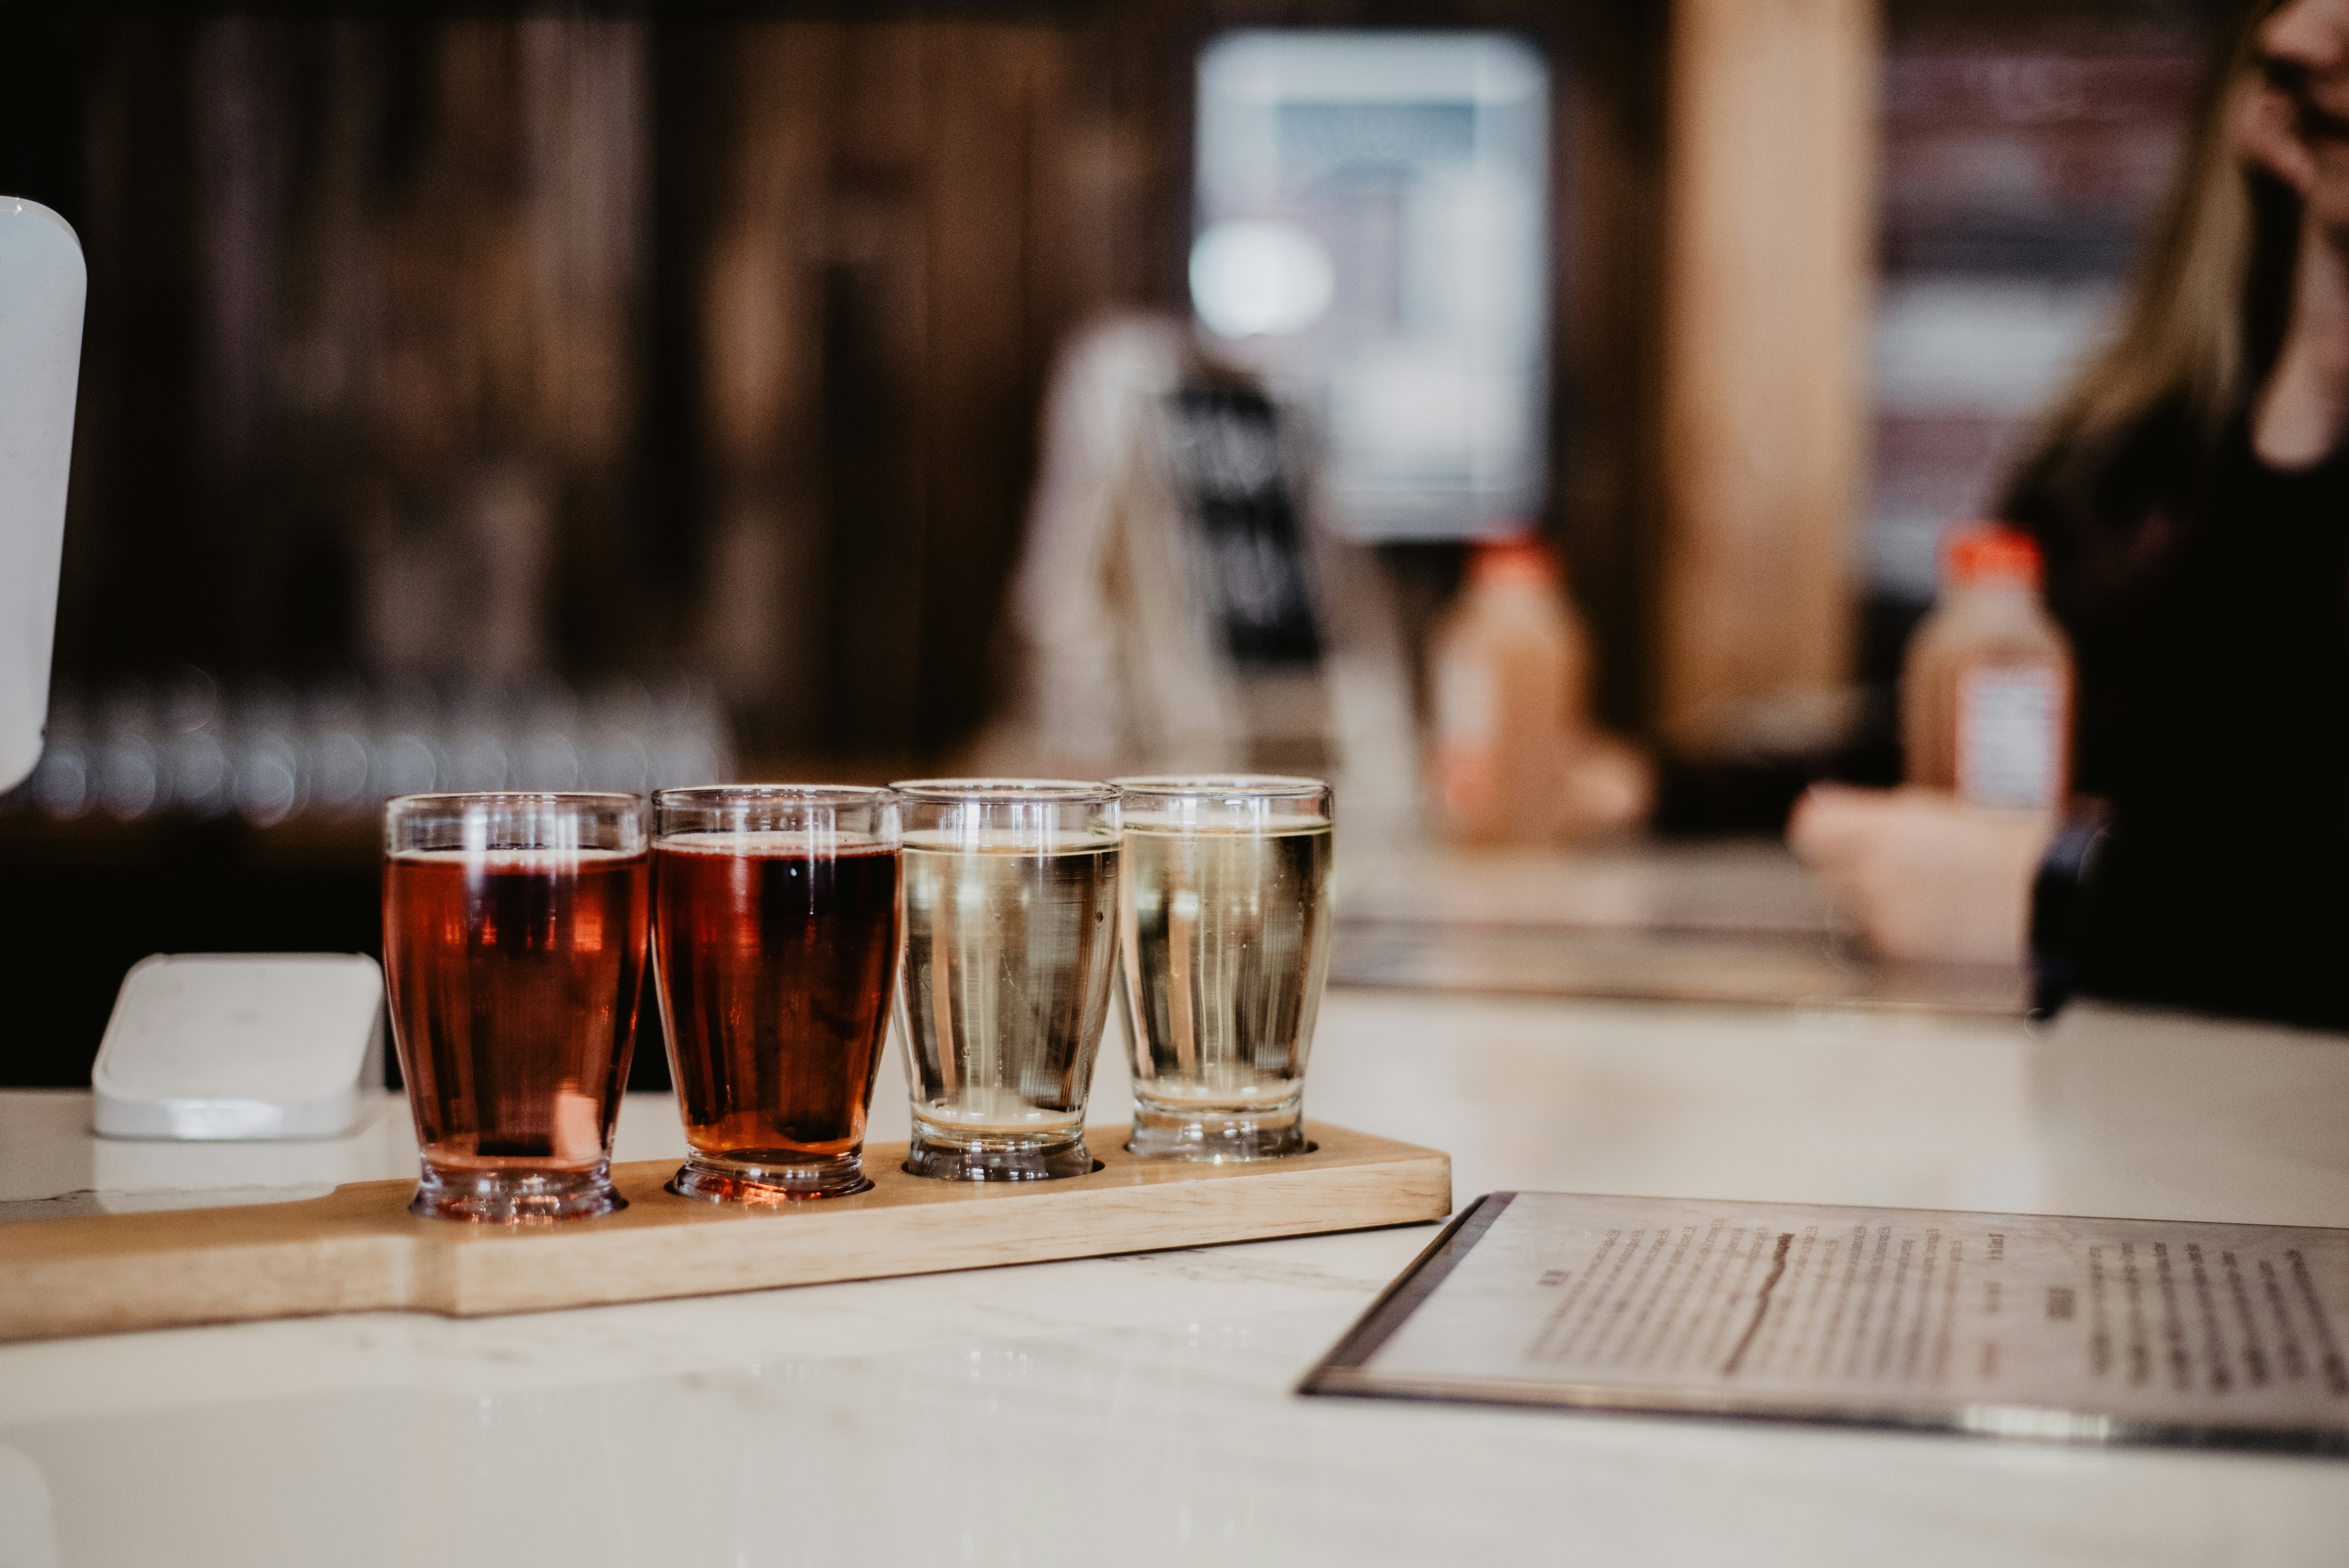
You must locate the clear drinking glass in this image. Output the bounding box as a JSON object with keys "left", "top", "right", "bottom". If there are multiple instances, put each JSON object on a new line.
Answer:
{"left": 382, "top": 792, "right": 650, "bottom": 1221}
{"left": 650, "top": 785, "right": 901, "bottom": 1202}
{"left": 893, "top": 779, "right": 1121, "bottom": 1180}
{"left": 1113, "top": 775, "right": 1334, "bottom": 1160}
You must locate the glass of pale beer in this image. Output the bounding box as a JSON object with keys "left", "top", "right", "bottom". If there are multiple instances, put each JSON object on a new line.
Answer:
{"left": 382, "top": 792, "right": 650, "bottom": 1221}
{"left": 651, "top": 785, "right": 901, "bottom": 1202}
{"left": 891, "top": 779, "right": 1121, "bottom": 1180}
{"left": 1111, "top": 775, "right": 1333, "bottom": 1160}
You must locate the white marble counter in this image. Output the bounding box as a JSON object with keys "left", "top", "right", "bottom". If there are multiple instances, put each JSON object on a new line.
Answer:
{"left": 4, "top": 992, "right": 2348, "bottom": 1565}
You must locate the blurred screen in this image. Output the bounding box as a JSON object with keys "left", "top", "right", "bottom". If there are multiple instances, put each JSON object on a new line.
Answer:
{"left": 1192, "top": 31, "right": 1550, "bottom": 541}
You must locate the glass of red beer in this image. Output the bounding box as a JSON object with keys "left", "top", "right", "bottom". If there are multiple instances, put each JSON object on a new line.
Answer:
{"left": 650, "top": 785, "right": 901, "bottom": 1202}
{"left": 383, "top": 792, "right": 650, "bottom": 1222}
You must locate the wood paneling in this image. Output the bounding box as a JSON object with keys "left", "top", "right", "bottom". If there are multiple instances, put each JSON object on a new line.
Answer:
{"left": 1657, "top": 0, "right": 1877, "bottom": 749}
{"left": 1553, "top": 4, "right": 1674, "bottom": 735}
{"left": 45, "top": 6, "right": 1688, "bottom": 756}
{"left": 673, "top": 21, "right": 1087, "bottom": 756}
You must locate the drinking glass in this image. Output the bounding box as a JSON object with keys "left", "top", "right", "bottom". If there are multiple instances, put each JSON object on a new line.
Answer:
{"left": 1112, "top": 775, "right": 1333, "bottom": 1160}
{"left": 651, "top": 785, "right": 901, "bottom": 1202}
{"left": 893, "top": 779, "right": 1121, "bottom": 1180}
{"left": 383, "top": 792, "right": 650, "bottom": 1221}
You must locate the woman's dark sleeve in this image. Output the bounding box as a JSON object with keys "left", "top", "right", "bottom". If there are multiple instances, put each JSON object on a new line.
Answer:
{"left": 2003, "top": 406, "right": 2195, "bottom": 800}
{"left": 2025, "top": 412, "right": 2349, "bottom": 1032}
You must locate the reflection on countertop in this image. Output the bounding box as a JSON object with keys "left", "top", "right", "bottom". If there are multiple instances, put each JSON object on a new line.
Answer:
{"left": 1335, "top": 838, "right": 1836, "bottom": 934}
{"left": 0, "top": 1087, "right": 690, "bottom": 1220}
{"left": 1331, "top": 839, "right": 2028, "bottom": 1015}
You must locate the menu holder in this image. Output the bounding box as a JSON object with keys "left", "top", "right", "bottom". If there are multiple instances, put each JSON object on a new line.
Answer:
{"left": 1302, "top": 1191, "right": 2349, "bottom": 1456}
{"left": 0, "top": 1122, "right": 1448, "bottom": 1344}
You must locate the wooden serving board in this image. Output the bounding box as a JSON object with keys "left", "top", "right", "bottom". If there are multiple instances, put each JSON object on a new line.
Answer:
{"left": 0, "top": 1122, "right": 1448, "bottom": 1344}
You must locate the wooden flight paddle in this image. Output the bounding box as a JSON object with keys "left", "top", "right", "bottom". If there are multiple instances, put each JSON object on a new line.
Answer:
{"left": 0, "top": 1122, "right": 1450, "bottom": 1343}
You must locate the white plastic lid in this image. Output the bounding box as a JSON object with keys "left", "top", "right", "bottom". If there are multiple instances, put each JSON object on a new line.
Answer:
{"left": 93, "top": 954, "right": 386, "bottom": 1141}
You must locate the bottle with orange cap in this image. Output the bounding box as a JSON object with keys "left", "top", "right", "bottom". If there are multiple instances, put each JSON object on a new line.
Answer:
{"left": 1901, "top": 523, "right": 2073, "bottom": 810}
{"left": 1427, "top": 536, "right": 1579, "bottom": 843}
{"left": 1424, "top": 534, "right": 1653, "bottom": 844}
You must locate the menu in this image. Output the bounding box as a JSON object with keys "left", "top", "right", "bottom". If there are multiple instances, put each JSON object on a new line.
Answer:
{"left": 1301, "top": 1192, "right": 2349, "bottom": 1453}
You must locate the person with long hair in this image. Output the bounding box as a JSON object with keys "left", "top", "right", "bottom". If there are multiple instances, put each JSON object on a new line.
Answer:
{"left": 1794, "top": 0, "right": 2349, "bottom": 1028}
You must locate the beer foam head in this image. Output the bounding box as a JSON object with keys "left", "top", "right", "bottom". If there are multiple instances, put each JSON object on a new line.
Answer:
{"left": 899, "top": 827, "right": 1116, "bottom": 853}
{"left": 654, "top": 830, "right": 893, "bottom": 856}
{"left": 388, "top": 845, "right": 643, "bottom": 863}
{"left": 1120, "top": 810, "right": 1330, "bottom": 834}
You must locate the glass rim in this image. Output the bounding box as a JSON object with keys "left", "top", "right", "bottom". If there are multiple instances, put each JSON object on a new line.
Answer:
{"left": 385, "top": 790, "right": 643, "bottom": 811}
{"left": 651, "top": 783, "right": 895, "bottom": 808}
{"left": 1108, "top": 773, "right": 1328, "bottom": 799}
{"left": 889, "top": 776, "right": 1117, "bottom": 803}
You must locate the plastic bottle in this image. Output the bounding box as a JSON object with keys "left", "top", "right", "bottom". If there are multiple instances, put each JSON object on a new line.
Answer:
{"left": 1901, "top": 523, "right": 2072, "bottom": 810}
{"left": 1426, "top": 537, "right": 1584, "bottom": 843}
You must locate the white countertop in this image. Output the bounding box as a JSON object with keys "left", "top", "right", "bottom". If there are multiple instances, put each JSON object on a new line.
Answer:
{"left": 4, "top": 990, "right": 2348, "bottom": 1565}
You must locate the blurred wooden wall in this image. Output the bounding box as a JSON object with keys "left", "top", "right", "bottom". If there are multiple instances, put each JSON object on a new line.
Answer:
{"left": 1657, "top": 0, "right": 1876, "bottom": 749}
{"left": 62, "top": 17, "right": 652, "bottom": 687}
{"left": 42, "top": 4, "right": 1676, "bottom": 762}
{"left": 659, "top": 18, "right": 1174, "bottom": 757}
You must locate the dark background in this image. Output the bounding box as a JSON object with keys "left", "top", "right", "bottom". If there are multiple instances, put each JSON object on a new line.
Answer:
{"left": 0, "top": 0, "right": 2228, "bottom": 1089}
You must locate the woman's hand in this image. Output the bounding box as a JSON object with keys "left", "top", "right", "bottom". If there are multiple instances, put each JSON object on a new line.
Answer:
{"left": 1788, "top": 784, "right": 2055, "bottom": 967}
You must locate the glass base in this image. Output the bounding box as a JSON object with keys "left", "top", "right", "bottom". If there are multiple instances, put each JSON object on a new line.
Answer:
{"left": 667, "top": 1151, "right": 872, "bottom": 1203}
{"left": 411, "top": 1162, "right": 623, "bottom": 1223}
{"left": 1127, "top": 1094, "right": 1306, "bottom": 1162}
{"left": 903, "top": 1117, "right": 1094, "bottom": 1181}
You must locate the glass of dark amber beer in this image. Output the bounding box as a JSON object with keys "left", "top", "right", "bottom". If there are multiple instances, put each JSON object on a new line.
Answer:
{"left": 383, "top": 792, "right": 651, "bottom": 1222}
{"left": 650, "top": 785, "right": 901, "bottom": 1201}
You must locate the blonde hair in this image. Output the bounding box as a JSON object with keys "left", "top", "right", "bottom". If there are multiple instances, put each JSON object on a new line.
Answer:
{"left": 2002, "top": 2, "right": 2299, "bottom": 521}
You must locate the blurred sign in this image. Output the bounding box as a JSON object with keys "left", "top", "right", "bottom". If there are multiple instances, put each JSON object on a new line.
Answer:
{"left": 1194, "top": 32, "right": 1549, "bottom": 541}
{"left": 1158, "top": 386, "right": 1323, "bottom": 669}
